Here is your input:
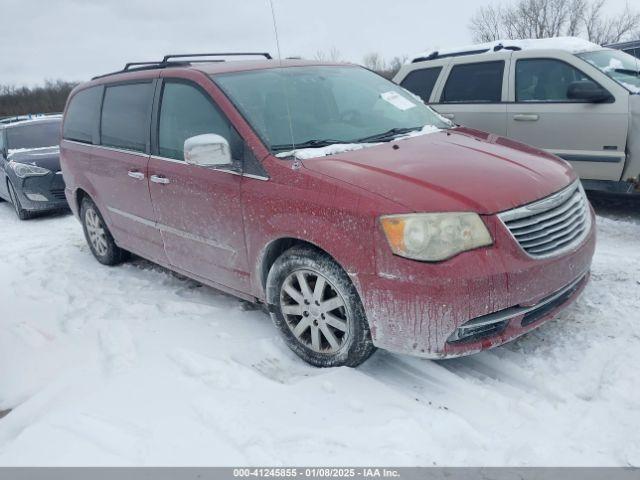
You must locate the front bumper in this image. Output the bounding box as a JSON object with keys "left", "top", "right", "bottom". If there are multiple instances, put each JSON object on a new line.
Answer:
{"left": 358, "top": 208, "right": 596, "bottom": 358}
{"left": 14, "top": 171, "right": 69, "bottom": 212}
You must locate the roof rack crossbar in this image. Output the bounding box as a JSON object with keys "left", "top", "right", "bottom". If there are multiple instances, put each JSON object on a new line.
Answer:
{"left": 91, "top": 52, "right": 273, "bottom": 80}
{"left": 162, "top": 52, "right": 272, "bottom": 62}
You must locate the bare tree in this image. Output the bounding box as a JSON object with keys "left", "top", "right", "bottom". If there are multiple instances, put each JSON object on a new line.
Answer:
{"left": 360, "top": 53, "right": 410, "bottom": 79}
{"left": 584, "top": 1, "right": 640, "bottom": 44}
{"left": 362, "top": 52, "right": 386, "bottom": 72}
{"left": 314, "top": 47, "right": 342, "bottom": 62}
{"left": 469, "top": 4, "right": 504, "bottom": 42}
{"left": 388, "top": 55, "right": 409, "bottom": 74}
{"left": 567, "top": 0, "right": 587, "bottom": 36}
{"left": 469, "top": 0, "right": 640, "bottom": 45}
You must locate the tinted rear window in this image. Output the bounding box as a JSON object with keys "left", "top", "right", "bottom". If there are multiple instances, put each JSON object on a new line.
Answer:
{"left": 7, "top": 120, "right": 61, "bottom": 150}
{"left": 442, "top": 61, "right": 504, "bottom": 103}
{"left": 101, "top": 82, "right": 153, "bottom": 153}
{"left": 63, "top": 87, "right": 102, "bottom": 143}
{"left": 399, "top": 67, "right": 442, "bottom": 102}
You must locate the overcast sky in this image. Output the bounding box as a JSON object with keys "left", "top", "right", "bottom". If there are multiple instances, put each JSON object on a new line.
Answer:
{"left": 0, "top": 0, "right": 632, "bottom": 85}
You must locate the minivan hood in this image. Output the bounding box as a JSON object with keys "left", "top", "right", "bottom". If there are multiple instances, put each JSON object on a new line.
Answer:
{"left": 300, "top": 128, "right": 576, "bottom": 214}
{"left": 8, "top": 146, "right": 61, "bottom": 172}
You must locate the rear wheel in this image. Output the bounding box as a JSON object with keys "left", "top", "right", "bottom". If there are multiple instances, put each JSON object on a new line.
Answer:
{"left": 7, "top": 181, "right": 33, "bottom": 220}
{"left": 267, "top": 246, "right": 376, "bottom": 367}
{"left": 80, "top": 197, "right": 128, "bottom": 265}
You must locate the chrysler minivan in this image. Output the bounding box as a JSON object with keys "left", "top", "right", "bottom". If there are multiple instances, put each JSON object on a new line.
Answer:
{"left": 395, "top": 37, "right": 640, "bottom": 196}
{"left": 61, "top": 53, "right": 595, "bottom": 367}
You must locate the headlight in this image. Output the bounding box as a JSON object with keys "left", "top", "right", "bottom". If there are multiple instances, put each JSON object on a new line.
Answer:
{"left": 9, "top": 161, "right": 51, "bottom": 178}
{"left": 380, "top": 213, "right": 493, "bottom": 261}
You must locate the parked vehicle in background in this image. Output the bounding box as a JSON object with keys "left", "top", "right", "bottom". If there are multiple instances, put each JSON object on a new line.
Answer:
{"left": 394, "top": 37, "right": 640, "bottom": 196}
{"left": 0, "top": 113, "right": 61, "bottom": 125}
{"left": 61, "top": 53, "right": 594, "bottom": 367}
{"left": 0, "top": 116, "right": 68, "bottom": 219}
{"left": 606, "top": 39, "right": 640, "bottom": 59}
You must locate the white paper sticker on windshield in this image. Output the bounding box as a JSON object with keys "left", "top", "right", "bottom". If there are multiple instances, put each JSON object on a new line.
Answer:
{"left": 380, "top": 91, "right": 416, "bottom": 111}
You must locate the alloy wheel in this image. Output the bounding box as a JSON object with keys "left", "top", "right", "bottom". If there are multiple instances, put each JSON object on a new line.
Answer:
{"left": 85, "top": 208, "right": 108, "bottom": 257}
{"left": 279, "top": 269, "right": 351, "bottom": 354}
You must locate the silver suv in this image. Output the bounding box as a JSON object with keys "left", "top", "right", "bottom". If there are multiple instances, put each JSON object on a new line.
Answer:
{"left": 394, "top": 37, "right": 640, "bottom": 195}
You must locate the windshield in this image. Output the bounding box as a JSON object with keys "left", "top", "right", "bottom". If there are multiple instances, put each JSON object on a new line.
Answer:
{"left": 7, "top": 120, "right": 61, "bottom": 151}
{"left": 577, "top": 49, "right": 640, "bottom": 93}
{"left": 213, "top": 66, "right": 451, "bottom": 153}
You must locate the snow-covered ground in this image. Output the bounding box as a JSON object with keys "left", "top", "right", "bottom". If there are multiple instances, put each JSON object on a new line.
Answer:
{"left": 0, "top": 199, "right": 639, "bottom": 466}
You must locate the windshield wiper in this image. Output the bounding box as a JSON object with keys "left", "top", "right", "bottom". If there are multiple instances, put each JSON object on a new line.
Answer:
{"left": 614, "top": 68, "right": 640, "bottom": 76}
{"left": 352, "top": 126, "right": 423, "bottom": 144}
{"left": 271, "top": 139, "right": 346, "bottom": 152}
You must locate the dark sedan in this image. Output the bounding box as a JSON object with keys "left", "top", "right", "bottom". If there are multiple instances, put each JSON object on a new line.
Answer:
{"left": 0, "top": 116, "right": 68, "bottom": 219}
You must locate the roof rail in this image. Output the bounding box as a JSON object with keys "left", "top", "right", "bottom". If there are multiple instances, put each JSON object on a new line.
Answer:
{"left": 92, "top": 52, "right": 273, "bottom": 80}
{"left": 412, "top": 48, "right": 490, "bottom": 63}
{"left": 162, "top": 52, "right": 272, "bottom": 62}
{"left": 412, "top": 44, "right": 522, "bottom": 63}
{"left": 493, "top": 43, "right": 522, "bottom": 52}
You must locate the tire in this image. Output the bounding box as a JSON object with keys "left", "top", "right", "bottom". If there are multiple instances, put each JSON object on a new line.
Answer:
{"left": 80, "top": 196, "right": 128, "bottom": 266}
{"left": 7, "top": 181, "right": 33, "bottom": 220}
{"left": 266, "top": 245, "right": 376, "bottom": 367}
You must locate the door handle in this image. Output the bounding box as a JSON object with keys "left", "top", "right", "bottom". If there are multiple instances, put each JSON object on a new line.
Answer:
{"left": 513, "top": 114, "right": 539, "bottom": 121}
{"left": 441, "top": 113, "right": 455, "bottom": 119}
{"left": 150, "top": 174, "right": 170, "bottom": 185}
{"left": 127, "top": 170, "right": 145, "bottom": 180}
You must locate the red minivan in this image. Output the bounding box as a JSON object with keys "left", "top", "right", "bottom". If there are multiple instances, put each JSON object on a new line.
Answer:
{"left": 60, "top": 53, "right": 595, "bottom": 367}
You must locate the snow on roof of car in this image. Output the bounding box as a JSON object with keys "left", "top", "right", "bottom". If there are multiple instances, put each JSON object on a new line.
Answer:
{"left": 411, "top": 37, "right": 604, "bottom": 63}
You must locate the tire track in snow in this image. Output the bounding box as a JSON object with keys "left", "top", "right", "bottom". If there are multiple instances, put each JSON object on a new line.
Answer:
{"left": 1, "top": 201, "right": 639, "bottom": 465}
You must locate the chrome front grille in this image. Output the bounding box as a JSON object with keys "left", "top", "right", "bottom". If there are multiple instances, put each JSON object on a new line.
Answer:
{"left": 498, "top": 181, "right": 591, "bottom": 258}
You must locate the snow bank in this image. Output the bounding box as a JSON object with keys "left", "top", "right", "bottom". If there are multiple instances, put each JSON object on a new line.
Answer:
{"left": 412, "top": 37, "right": 603, "bottom": 62}
{"left": 0, "top": 203, "right": 638, "bottom": 466}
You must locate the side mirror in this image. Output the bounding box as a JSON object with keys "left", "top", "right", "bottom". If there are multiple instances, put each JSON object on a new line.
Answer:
{"left": 567, "top": 81, "right": 613, "bottom": 103}
{"left": 184, "top": 134, "right": 232, "bottom": 167}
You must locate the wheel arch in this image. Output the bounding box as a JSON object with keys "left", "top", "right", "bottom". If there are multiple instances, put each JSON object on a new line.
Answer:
{"left": 75, "top": 187, "right": 90, "bottom": 213}
{"left": 258, "top": 237, "right": 341, "bottom": 302}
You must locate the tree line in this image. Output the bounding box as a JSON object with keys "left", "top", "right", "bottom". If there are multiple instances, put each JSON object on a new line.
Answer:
{"left": 325, "top": 0, "right": 639, "bottom": 78}
{"left": 470, "top": 0, "right": 639, "bottom": 44}
{"left": 2, "top": 0, "right": 638, "bottom": 117}
{"left": 0, "top": 80, "right": 77, "bottom": 117}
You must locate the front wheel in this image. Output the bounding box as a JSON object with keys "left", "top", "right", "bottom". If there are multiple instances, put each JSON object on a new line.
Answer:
{"left": 80, "top": 197, "right": 128, "bottom": 265}
{"left": 267, "top": 246, "right": 376, "bottom": 367}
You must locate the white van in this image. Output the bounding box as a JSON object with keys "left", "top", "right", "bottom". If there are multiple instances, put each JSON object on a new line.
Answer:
{"left": 394, "top": 37, "right": 640, "bottom": 195}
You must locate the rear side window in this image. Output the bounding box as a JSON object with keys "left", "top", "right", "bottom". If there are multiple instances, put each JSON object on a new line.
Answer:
{"left": 399, "top": 67, "right": 442, "bottom": 102}
{"left": 442, "top": 61, "right": 504, "bottom": 103}
{"left": 101, "top": 82, "right": 153, "bottom": 153}
{"left": 63, "top": 87, "right": 102, "bottom": 143}
{"left": 158, "top": 81, "right": 240, "bottom": 161}
{"left": 7, "top": 121, "right": 61, "bottom": 150}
